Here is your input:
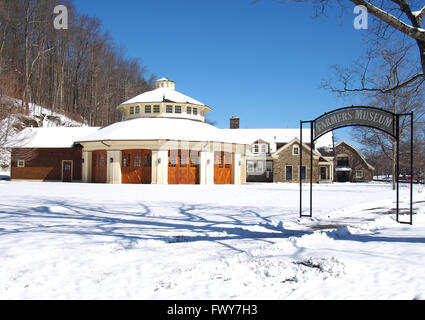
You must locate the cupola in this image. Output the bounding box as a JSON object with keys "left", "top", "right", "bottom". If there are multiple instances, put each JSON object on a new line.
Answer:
{"left": 155, "top": 77, "right": 175, "bottom": 90}
{"left": 117, "top": 77, "right": 212, "bottom": 122}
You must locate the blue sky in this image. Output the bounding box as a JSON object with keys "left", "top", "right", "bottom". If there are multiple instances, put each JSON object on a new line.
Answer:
{"left": 73, "top": 0, "right": 368, "bottom": 143}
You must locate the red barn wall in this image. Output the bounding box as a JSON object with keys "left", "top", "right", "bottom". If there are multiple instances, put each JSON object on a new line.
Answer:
{"left": 11, "top": 148, "right": 83, "bottom": 181}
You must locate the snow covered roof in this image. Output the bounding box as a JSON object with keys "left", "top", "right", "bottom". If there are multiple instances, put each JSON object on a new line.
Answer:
{"left": 220, "top": 129, "right": 333, "bottom": 149}
{"left": 119, "top": 87, "right": 206, "bottom": 107}
{"left": 13, "top": 127, "right": 100, "bottom": 148}
{"left": 76, "top": 118, "right": 248, "bottom": 145}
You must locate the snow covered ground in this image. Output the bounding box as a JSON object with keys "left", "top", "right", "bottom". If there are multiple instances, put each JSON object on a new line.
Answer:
{"left": 0, "top": 181, "right": 424, "bottom": 300}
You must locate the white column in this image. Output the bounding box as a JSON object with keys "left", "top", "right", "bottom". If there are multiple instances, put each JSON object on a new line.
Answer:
{"left": 82, "top": 151, "right": 92, "bottom": 183}
{"left": 200, "top": 151, "right": 214, "bottom": 185}
{"left": 232, "top": 153, "right": 242, "bottom": 185}
{"left": 106, "top": 151, "right": 122, "bottom": 184}
{"left": 152, "top": 150, "right": 168, "bottom": 184}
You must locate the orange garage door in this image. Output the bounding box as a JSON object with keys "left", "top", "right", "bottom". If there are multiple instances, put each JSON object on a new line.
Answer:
{"left": 168, "top": 150, "right": 199, "bottom": 184}
{"left": 214, "top": 151, "right": 232, "bottom": 184}
{"left": 92, "top": 150, "right": 107, "bottom": 183}
{"left": 121, "top": 150, "right": 152, "bottom": 184}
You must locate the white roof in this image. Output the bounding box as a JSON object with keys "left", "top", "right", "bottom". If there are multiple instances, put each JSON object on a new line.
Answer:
{"left": 76, "top": 118, "right": 248, "bottom": 145}
{"left": 220, "top": 129, "right": 333, "bottom": 149}
{"left": 119, "top": 87, "right": 205, "bottom": 107}
{"left": 13, "top": 127, "right": 100, "bottom": 148}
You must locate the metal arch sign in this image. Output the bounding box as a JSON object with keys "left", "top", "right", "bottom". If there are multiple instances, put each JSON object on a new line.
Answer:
{"left": 301, "top": 105, "right": 414, "bottom": 225}
{"left": 313, "top": 106, "right": 396, "bottom": 141}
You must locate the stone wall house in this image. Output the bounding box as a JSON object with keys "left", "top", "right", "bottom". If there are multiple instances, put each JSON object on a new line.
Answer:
{"left": 272, "top": 139, "right": 333, "bottom": 183}
{"left": 334, "top": 141, "right": 374, "bottom": 182}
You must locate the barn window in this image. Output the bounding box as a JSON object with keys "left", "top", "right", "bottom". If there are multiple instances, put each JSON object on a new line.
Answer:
{"left": 169, "top": 151, "right": 178, "bottom": 167}
{"left": 180, "top": 151, "right": 188, "bottom": 167}
{"left": 99, "top": 154, "right": 105, "bottom": 167}
{"left": 190, "top": 152, "right": 199, "bottom": 167}
{"left": 17, "top": 160, "right": 25, "bottom": 168}
{"left": 224, "top": 153, "right": 231, "bottom": 168}
{"left": 134, "top": 154, "right": 142, "bottom": 167}
{"left": 144, "top": 154, "right": 152, "bottom": 167}
{"left": 123, "top": 154, "right": 131, "bottom": 167}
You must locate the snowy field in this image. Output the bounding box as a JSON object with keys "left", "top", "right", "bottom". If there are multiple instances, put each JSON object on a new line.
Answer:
{"left": 0, "top": 181, "right": 424, "bottom": 300}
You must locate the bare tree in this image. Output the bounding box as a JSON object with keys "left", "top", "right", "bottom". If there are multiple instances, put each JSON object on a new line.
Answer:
{"left": 288, "top": 0, "right": 425, "bottom": 89}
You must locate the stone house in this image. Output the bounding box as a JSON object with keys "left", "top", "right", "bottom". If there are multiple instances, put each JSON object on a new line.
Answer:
{"left": 272, "top": 138, "right": 334, "bottom": 183}
{"left": 334, "top": 141, "right": 374, "bottom": 182}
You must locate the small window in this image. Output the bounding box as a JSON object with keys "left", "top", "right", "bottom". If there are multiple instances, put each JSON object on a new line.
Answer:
{"left": 166, "top": 105, "right": 173, "bottom": 113}
{"left": 193, "top": 107, "right": 198, "bottom": 115}
{"left": 168, "top": 151, "right": 178, "bottom": 167}
{"left": 286, "top": 166, "right": 293, "bottom": 181}
{"left": 337, "top": 157, "right": 349, "bottom": 167}
{"left": 153, "top": 105, "right": 160, "bottom": 113}
{"left": 144, "top": 154, "right": 152, "bottom": 167}
{"left": 293, "top": 146, "right": 299, "bottom": 156}
{"left": 134, "top": 154, "right": 142, "bottom": 167}
{"left": 247, "top": 161, "right": 255, "bottom": 174}
{"left": 266, "top": 161, "right": 273, "bottom": 172}
{"left": 129, "top": 106, "right": 135, "bottom": 115}
{"left": 175, "top": 106, "right": 182, "bottom": 114}
{"left": 123, "top": 154, "right": 130, "bottom": 167}
{"left": 253, "top": 144, "right": 259, "bottom": 153}
{"left": 17, "top": 160, "right": 25, "bottom": 168}
{"left": 180, "top": 151, "right": 188, "bottom": 167}
{"left": 145, "top": 105, "right": 152, "bottom": 113}
{"left": 300, "top": 166, "right": 306, "bottom": 180}
{"left": 93, "top": 154, "right": 97, "bottom": 167}
{"left": 187, "top": 106, "right": 192, "bottom": 114}
{"left": 260, "top": 144, "right": 267, "bottom": 153}
{"left": 256, "top": 161, "right": 264, "bottom": 173}
{"left": 190, "top": 152, "right": 199, "bottom": 167}
{"left": 135, "top": 106, "right": 140, "bottom": 114}
{"left": 99, "top": 154, "right": 105, "bottom": 167}
{"left": 356, "top": 170, "right": 363, "bottom": 178}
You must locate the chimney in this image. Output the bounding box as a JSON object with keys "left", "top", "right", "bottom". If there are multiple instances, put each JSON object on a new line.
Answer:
{"left": 230, "top": 116, "right": 240, "bottom": 129}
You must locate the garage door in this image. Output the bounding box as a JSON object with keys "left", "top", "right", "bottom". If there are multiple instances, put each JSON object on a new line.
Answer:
{"left": 214, "top": 151, "right": 232, "bottom": 184}
{"left": 121, "top": 150, "right": 152, "bottom": 184}
{"left": 168, "top": 150, "right": 199, "bottom": 184}
{"left": 92, "top": 150, "right": 107, "bottom": 183}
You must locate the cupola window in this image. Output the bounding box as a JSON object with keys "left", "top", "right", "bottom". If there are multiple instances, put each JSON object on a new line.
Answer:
{"left": 166, "top": 105, "right": 173, "bottom": 113}
{"left": 153, "top": 105, "right": 160, "bottom": 113}
{"left": 175, "top": 106, "right": 182, "bottom": 114}
{"left": 187, "top": 106, "right": 192, "bottom": 114}
{"left": 145, "top": 105, "right": 152, "bottom": 113}
{"left": 193, "top": 108, "right": 198, "bottom": 115}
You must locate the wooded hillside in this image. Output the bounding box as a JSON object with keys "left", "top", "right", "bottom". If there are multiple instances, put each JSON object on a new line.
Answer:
{"left": 0, "top": 0, "right": 154, "bottom": 127}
